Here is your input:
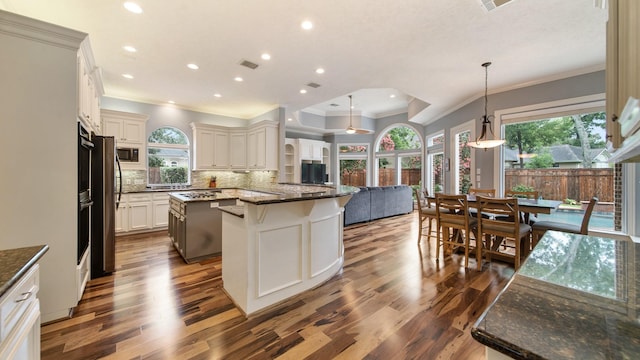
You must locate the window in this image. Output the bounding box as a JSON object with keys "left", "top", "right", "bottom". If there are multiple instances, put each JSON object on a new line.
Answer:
{"left": 147, "top": 127, "right": 190, "bottom": 186}
{"left": 495, "top": 94, "right": 616, "bottom": 232}
{"left": 338, "top": 144, "right": 368, "bottom": 187}
{"left": 450, "top": 120, "right": 475, "bottom": 194}
{"left": 426, "top": 132, "right": 445, "bottom": 195}
{"left": 375, "top": 125, "right": 422, "bottom": 188}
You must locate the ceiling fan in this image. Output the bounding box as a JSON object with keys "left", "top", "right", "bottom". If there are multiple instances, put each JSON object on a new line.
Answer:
{"left": 345, "top": 95, "right": 371, "bottom": 134}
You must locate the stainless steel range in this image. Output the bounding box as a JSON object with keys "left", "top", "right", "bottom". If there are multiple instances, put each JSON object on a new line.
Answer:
{"left": 177, "top": 190, "right": 222, "bottom": 201}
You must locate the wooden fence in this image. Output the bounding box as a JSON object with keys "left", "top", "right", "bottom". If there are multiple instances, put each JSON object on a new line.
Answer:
{"left": 505, "top": 168, "right": 613, "bottom": 203}
{"left": 341, "top": 169, "right": 421, "bottom": 187}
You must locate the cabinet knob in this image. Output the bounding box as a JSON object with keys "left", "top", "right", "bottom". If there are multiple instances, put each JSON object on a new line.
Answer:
{"left": 15, "top": 291, "right": 32, "bottom": 302}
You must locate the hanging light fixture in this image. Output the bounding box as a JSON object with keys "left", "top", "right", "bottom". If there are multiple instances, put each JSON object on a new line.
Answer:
{"left": 346, "top": 95, "right": 356, "bottom": 134}
{"left": 468, "top": 62, "right": 505, "bottom": 149}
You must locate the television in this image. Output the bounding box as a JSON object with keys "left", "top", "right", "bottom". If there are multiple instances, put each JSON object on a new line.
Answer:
{"left": 301, "top": 163, "right": 326, "bottom": 184}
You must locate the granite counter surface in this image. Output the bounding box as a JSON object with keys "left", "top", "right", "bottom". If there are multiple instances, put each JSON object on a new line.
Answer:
{"left": 0, "top": 245, "right": 49, "bottom": 297}
{"left": 471, "top": 231, "right": 639, "bottom": 359}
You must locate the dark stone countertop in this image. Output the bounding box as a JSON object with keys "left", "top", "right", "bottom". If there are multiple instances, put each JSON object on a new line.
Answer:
{"left": 167, "top": 184, "right": 358, "bottom": 205}
{"left": 0, "top": 245, "right": 49, "bottom": 297}
{"left": 219, "top": 205, "right": 245, "bottom": 218}
{"left": 471, "top": 231, "right": 640, "bottom": 359}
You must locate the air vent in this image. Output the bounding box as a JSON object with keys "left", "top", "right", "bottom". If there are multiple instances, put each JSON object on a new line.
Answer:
{"left": 239, "top": 59, "right": 259, "bottom": 69}
{"left": 306, "top": 82, "right": 321, "bottom": 88}
{"left": 329, "top": 103, "right": 339, "bottom": 107}
{"left": 478, "top": 0, "right": 513, "bottom": 12}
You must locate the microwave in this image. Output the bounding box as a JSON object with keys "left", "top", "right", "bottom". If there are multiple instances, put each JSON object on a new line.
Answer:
{"left": 116, "top": 147, "right": 139, "bottom": 162}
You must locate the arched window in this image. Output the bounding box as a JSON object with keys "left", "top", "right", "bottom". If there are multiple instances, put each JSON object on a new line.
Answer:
{"left": 147, "top": 127, "right": 190, "bottom": 186}
{"left": 375, "top": 125, "right": 423, "bottom": 188}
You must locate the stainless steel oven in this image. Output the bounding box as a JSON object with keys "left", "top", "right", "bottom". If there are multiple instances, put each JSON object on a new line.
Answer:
{"left": 78, "top": 123, "right": 93, "bottom": 264}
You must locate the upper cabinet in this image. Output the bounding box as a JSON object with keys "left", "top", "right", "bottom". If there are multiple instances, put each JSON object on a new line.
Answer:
{"left": 247, "top": 122, "right": 278, "bottom": 170}
{"left": 102, "top": 109, "right": 148, "bottom": 170}
{"left": 102, "top": 110, "right": 147, "bottom": 145}
{"left": 298, "top": 139, "right": 324, "bottom": 161}
{"left": 606, "top": 0, "right": 640, "bottom": 151}
{"left": 191, "top": 121, "right": 278, "bottom": 171}
{"left": 77, "top": 40, "right": 103, "bottom": 134}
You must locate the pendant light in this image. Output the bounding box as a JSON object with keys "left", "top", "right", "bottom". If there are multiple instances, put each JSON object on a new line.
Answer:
{"left": 346, "top": 94, "right": 356, "bottom": 134}
{"left": 468, "top": 62, "right": 505, "bottom": 149}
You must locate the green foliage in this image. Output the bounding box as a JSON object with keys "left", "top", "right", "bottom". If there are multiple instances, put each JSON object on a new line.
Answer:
{"left": 512, "top": 184, "right": 535, "bottom": 192}
{"left": 379, "top": 126, "right": 421, "bottom": 151}
{"left": 340, "top": 159, "right": 366, "bottom": 173}
{"left": 564, "top": 198, "right": 578, "bottom": 205}
{"left": 148, "top": 155, "right": 164, "bottom": 167}
{"left": 148, "top": 127, "right": 188, "bottom": 144}
{"left": 525, "top": 151, "right": 554, "bottom": 169}
{"left": 161, "top": 167, "right": 188, "bottom": 183}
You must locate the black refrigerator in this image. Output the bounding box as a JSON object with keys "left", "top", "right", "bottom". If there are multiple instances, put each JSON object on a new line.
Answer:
{"left": 91, "top": 135, "right": 118, "bottom": 278}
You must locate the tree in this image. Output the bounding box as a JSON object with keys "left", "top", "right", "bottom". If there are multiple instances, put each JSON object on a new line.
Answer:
{"left": 148, "top": 127, "right": 187, "bottom": 144}
{"left": 525, "top": 151, "right": 554, "bottom": 169}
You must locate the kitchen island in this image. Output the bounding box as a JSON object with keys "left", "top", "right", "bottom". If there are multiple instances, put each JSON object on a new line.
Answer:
{"left": 219, "top": 184, "right": 358, "bottom": 316}
{"left": 471, "top": 231, "right": 639, "bottom": 359}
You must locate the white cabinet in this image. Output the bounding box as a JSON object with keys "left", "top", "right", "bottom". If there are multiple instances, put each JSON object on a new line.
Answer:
{"left": 0, "top": 264, "right": 41, "bottom": 360}
{"left": 103, "top": 112, "right": 146, "bottom": 144}
{"left": 117, "top": 193, "right": 170, "bottom": 233}
{"left": 229, "top": 130, "right": 247, "bottom": 169}
{"left": 77, "top": 42, "right": 103, "bottom": 134}
{"left": 298, "top": 139, "right": 324, "bottom": 161}
{"left": 102, "top": 110, "right": 148, "bottom": 170}
{"left": 284, "top": 140, "right": 296, "bottom": 183}
{"left": 247, "top": 122, "right": 278, "bottom": 170}
{"left": 606, "top": 0, "right": 640, "bottom": 148}
{"left": 191, "top": 125, "right": 230, "bottom": 170}
{"left": 152, "top": 193, "right": 170, "bottom": 228}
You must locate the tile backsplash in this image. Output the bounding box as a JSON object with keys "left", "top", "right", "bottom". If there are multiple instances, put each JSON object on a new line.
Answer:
{"left": 120, "top": 170, "right": 278, "bottom": 192}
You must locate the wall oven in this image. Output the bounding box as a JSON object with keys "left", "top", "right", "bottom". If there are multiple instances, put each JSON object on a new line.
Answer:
{"left": 78, "top": 123, "right": 93, "bottom": 265}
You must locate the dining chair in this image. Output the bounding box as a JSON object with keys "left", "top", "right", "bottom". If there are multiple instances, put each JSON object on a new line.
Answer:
{"left": 435, "top": 193, "right": 478, "bottom": 269}
{"left": 469, "top": 188, "right": 496, "bottom": 197}
{"left": 505, "top": 190, "right": 539, "bottom": 224}
{"left": 531, "top": 197, "right": 598, "bottom": 248}
{"left": 476, "top": 196, "right": 532, "bottom": 270}
{"left": 414, "top": 188, "right": 438, "bottom": 244}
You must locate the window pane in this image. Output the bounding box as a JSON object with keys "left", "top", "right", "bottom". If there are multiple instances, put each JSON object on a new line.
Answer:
{"left": 457, "top": 131, "right": 472, "bottom": 194}
{"left": 148, "top": 127, "right": 188, "bottom": 144}
{"left": 378, "top": 126, "right": 421, "bottom": 151}
{"left": 429, "top": 152, "right": 444, "bottom": 194}
{"left": 503, "top": 111, "right": 613, "bottom": 231}
{"left": 428, "top": 134, "right": 445, "bottom": 147}
{"left": 148, "top": 148, "right": 190, "bottom": 185}
{"left": 378, "top": 156, "right": 396, "bottom": 186}
{"left": 340, "top": 159, "right": 366, "bottom": 186}
{"left": 400, "top": 155, "right": 421, "bottom": 186}
{"left": 339, "top": 145, "right": 367, "bottom": 153}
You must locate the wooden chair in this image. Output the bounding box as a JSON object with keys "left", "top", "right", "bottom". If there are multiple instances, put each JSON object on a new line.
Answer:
{"left": 435, "top": 194, "right": 478, "bottom": 269}
{"left": 505, "top": 190, "right": 539, "bottom": 224}
{"left": 531, "top": 197, "right": 598, "bottom": 248}
{"left": 414, "top": 188, "right": 438, "bottom": 244}
{"left": 469, "top": 188, "right": 496, "bottom": 197}
{"left": 476, "top": 196, "right": 532, "bottom": 270}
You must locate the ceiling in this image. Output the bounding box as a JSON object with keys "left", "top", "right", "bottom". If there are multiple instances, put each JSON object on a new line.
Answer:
{"left": 0, "top": 0, "right": 607, "bottom": 133}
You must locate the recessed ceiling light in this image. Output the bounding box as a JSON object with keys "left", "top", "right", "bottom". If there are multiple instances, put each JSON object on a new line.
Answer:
{"left": 122, "top": 74, "right": 134, "bottom": 79}
{"left": 300, "top": 89, "right": 307, "bottom": 94}
{"left": 301, "top": 20, "right": 313, "bottom": 30}
{"left": 123, "top": 2, "right": 143, "bottom": 14}
{"left": 390, "top": 94, "right": 396, "bottom": 98}
{"left": 168, "top": 100, "right": 175, "bottom": 104}
{"left": 234, "top": 77, "right": 243, "bottom": 82}
{"left": 261, "top": 53, "right": 271, "bottom": 60}
{"left": 287, "top": 118, "right": 293, "bottom": 122}
{"left": 123, "top": 45, "right": 137, "bottom": 53}
{"left": 187, "top": 63, "right": 199, "bottom": 70}
{"left": 315, "top": 68, "right": 325, "bottom": 74}
{"left": 213, "top": 93, "right": 222, "bottom": 98}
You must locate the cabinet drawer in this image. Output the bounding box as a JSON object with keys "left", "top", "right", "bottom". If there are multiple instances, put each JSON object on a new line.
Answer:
{"left": 0, "top": 264, "right": 39, "bottom": 343}
{"left": 152, "top": 192, "right": 170, "bottom": 201}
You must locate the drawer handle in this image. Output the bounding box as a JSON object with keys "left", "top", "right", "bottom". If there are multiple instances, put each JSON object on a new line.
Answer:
{"left": 15, "top": 291, "right": 32, "bottom": 303}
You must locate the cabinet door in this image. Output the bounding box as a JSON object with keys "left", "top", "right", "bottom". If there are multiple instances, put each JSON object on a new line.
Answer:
{"left": 122, "top": 120, "right": 144, "bottom": 144}
{"left": 229, "top": 131, "right": 247, "bottom": 168}
{"left": 128, "top": 201, "right": 152, "bottom": 231}
{"left": 153, "top": 198, "right": 170, "bottom": 228}
{"left": 194, "top": 128, "right": 215, "bottom": 170}
{"left": 115, "top": 201, "right": 127, "bottom": 233}
{"left": 213, "top": 131, "right": 229, "bottom": 168}
{"left": 104, "top": 118, "right": 123, "bottom": 141}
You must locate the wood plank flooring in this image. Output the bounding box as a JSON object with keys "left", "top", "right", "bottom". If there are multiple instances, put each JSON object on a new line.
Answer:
{"left": 41, "top": 211, "right": 514, "bottom": 359}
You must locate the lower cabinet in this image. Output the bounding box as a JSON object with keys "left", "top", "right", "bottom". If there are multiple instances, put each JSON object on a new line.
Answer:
{"left": 0, "top": 264, "right": 41, "bottom": 360}
{"left": 152, "top": 193, "right": 169, "bottom": 228}
{"left": 115, "top": 193, "right": 157, "bottom": 234}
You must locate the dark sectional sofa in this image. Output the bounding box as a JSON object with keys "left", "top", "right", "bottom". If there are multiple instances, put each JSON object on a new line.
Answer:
{"left": 344, "top": 185, "right": 413, "bottom": 226}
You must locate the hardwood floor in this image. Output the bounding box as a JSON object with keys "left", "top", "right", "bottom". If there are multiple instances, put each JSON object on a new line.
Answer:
{"left": 41, "top": 211, "right": 514, "bottom": 360}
